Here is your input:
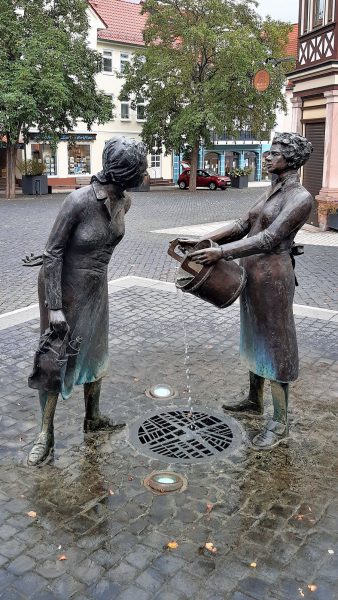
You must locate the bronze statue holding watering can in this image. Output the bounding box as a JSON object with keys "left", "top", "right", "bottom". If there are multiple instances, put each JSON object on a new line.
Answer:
{"left": 172, "top": 133, "right": 313, "bottom": 450}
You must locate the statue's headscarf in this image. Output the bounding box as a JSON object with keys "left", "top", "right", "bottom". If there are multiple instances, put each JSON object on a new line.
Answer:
{"left": 92, "top": 136, "right": 148, "bottom": 188}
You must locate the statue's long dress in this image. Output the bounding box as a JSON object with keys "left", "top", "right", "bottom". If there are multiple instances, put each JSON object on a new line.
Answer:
{"left": 222, "top": 174, "right": 313, "bottom": 383}
{"left": 37, "top": 181, "right": 130, "bottom": 399}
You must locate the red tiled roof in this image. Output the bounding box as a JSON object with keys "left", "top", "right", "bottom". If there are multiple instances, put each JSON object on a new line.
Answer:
{"left": 89, "top": 0, "right": 147, "bottom": 46}
{"left": 286, "top": 23, "right": 299, "bottom": 58}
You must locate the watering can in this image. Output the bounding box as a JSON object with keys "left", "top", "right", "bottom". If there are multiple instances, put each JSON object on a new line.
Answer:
{"left": 168, "top": 239, "right": 247, "bottom": 309}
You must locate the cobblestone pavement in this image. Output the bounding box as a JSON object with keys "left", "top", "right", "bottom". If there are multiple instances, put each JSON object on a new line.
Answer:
{"left": 1, "top": 188, "right": 337, "bottom": 314}
{"left": 0, "top": 285, "right": 337, "bottom": 600}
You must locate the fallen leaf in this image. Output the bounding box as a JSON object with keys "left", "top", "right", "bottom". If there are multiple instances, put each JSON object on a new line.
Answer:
{"left": 128, "top": 475, "right": 133, "bottom": 481}
{"left": 307, "top": 584, "right": 317, "bottom": 592}
{"left": 57, "top": 545, "right": 62, "bottom": 550}
{"left": 250, "top": 562, "right": 257, "bottom": 568}
{"left": 298, "top": 589, "right": 305, "bottom": 598}
{"left": 58, "top": 555, "right": 67, "bottom": 561}
{"left": 109, "top": 489, "right": 114, "bottom": 496}
{"left": 205, "top": 542, "right": 217, "bottom": 554}
{"left": 167, "top": 541, "right": 178, "bottom": 550}
{"left": 328, "top": 549, "right": 334, "bottom": 555}
{"left": 206, "top": 503, "right": 214, "bottom": 512}
{"left": 27, "top": 511, "right": 37, "bottom": 518}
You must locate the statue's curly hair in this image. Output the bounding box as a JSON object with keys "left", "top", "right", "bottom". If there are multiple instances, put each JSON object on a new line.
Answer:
{"left": 272, "top": 132, "right": 313, "bottom": 170}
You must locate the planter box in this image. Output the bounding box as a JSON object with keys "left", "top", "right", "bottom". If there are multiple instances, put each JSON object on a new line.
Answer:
{"left": 22, "top": 175, "right": 48, "bottom": 195}
{"left": 230, "top": 175, "right": 248, "bottom": 189}
{"left": 327, "top": 211, "right": 338, "bottom": 231}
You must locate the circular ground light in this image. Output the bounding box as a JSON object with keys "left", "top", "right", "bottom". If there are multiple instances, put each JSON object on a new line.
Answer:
{"left": 130, "top": 409, "right": 243, "bottom": 464}
{"left": 143, "top": 471, "right": 187, "bottom": 495}
{"left": 145, "top": 384, "right": 177, "bottom": 400}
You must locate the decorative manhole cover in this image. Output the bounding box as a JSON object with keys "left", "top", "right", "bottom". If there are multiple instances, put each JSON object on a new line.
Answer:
{"left": 130, "top": 409, "right": 243, "bottom": 464}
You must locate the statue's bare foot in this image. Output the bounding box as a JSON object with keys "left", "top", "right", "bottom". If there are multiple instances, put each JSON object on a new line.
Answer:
{"left": 27, "top": 431, "right": 54, "bottom": 466}
{"left": 84, "top": 414, "right": 126, "bottom": 433}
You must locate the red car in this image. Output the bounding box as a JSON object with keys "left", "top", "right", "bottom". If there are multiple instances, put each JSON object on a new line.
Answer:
{"left": 178, "top": 168, "right": 231, "bottom": 190}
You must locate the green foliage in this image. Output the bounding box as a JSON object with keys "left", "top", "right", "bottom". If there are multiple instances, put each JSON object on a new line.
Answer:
{"left": 226, "top": 167, "right": 252, "bottom": 178}
{"left": 18, "top": 157, "right": 46, "bottom": 176}
{"left": 120, "top": 0, "right": 294, "bottom": 156}
{"left": 0, "top": 0, "right": 112, "bottom": 147}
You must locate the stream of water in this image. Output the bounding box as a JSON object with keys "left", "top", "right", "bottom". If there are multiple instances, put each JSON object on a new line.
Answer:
{"left": 177, "top": 289, "right": 196, "bottom": 431}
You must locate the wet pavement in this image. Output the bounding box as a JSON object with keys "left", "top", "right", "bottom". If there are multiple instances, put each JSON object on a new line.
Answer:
{"left": 0, "top": 283, "right": 337, "bottom": 600}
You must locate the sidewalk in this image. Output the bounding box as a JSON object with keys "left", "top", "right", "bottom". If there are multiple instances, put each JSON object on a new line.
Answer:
{"left": 0, "top": 277, "right": 337, "bottom": 600}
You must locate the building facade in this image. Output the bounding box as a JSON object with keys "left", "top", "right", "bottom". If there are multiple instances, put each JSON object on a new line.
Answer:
{"left": 288, "top": 0, "right": 338, "bottom": 229}
{"left": 24, "top": 0, "right": 172, "bottom": 187}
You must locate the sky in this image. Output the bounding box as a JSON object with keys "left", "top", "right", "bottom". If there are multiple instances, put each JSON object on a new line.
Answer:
{"left": 256, "top": 0, "right": 299, "bottom": 23}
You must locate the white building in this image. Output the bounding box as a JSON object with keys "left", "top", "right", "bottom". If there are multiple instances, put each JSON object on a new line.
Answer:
{"left": 25, "top": 0, "right": 173, "bottom": 186}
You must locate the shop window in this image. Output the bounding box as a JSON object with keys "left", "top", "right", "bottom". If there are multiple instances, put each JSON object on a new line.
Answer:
{"left": 102, "top": 50, "right": 113, "bottom": 73}
{"left": 31, "top": 143, "right": 57, "bottom": 175}
{"left": 120, "top": 52, "right": 130, "bottom": 73}
{"left": 120, "top": 100, "right": 130, "bottom": 120}
{"left": 68, "top": 144, "right": 91, "bottom": 175}
{"left": 313, "top": 0, "right": 324, "bottom": 27}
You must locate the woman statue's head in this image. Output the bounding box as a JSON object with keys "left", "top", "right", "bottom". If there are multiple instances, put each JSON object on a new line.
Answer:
{"left": 270, "top": 132, "right": 313, "bottom": 171}
{"left": 95, "top": 136, "right": 148, "bottom": 189}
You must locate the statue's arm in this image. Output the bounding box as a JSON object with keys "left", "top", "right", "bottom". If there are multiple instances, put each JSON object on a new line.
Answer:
{"left": 207, "top": 217, "right": 250, "bottom": 244}
{"left": 219, "top": 192, "right": 312, "bottom": 261}
{"left": 178, "top": 195, "right": 266, "bottom": 250}
{"left": 43, "top": 195, "right": 81, "bottom": 310}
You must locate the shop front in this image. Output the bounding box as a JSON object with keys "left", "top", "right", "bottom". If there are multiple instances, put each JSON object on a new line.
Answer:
{"left": 27, "top": 133, "right": 96, "bottom": 187}
{"left": 203, "top": 145, "right": 265, "bottom": 181}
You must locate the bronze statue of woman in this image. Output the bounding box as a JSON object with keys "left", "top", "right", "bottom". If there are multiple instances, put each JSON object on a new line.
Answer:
{"left": 179, "top": 133, "right": 313, "bottom": 450}
{"left": 25, "top": 137, "right": 148, "bottom": 466}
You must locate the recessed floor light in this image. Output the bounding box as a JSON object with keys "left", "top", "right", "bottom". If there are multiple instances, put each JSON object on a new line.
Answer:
{"left": 145, "top": 384, "right": 177, "bottom": 400}
{"left": 143, "top": 471, "right": 187, "bottom": 495}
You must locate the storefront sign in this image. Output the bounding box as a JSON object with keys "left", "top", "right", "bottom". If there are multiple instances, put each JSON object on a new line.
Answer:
{"left": 60, "top": 134, "right": 97, "bottom": 142}
{"left": 29, "top": 133, "right": 97, "bottom": 142}
{"left": 252, "top": 69, "right": 271, "bottom": 93}
{"left": 0, "top": 142, "right": 25, "bottom": 149}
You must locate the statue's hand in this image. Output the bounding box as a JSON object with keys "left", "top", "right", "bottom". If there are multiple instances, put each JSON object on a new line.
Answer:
{"left": 175, "top": 238, "right": 198, "bottom": 252}
{"left": 49, "top": 309, "right": 68, "bottom": 337}
{"left": 188, "top": 247, "right": 223, "bottom": 266}
{"left": 22, "top": 253, "right": 43, "bottom": 267}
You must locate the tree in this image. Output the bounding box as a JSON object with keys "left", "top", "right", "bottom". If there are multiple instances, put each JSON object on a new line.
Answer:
{"left": 120, "top": 0, "right": 293, "bottom": 191}
{"left": 0, "top": 0, "right": 112, "bottom": 198}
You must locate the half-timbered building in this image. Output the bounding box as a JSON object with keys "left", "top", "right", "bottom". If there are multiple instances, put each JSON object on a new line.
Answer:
{"left": 288, "top": 0, "right": 338, "bottom": 229}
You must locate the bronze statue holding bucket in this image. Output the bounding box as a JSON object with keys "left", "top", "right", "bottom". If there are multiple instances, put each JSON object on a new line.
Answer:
{"left": 170, "top": 133, "right": 313, "bottom": 451}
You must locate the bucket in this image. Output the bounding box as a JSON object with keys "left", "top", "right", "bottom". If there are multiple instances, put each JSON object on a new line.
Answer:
{"left": 168, "top": 239, "right": 247, "bottom": 309}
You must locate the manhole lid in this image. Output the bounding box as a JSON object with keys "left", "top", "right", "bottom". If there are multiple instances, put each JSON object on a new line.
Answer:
{"left": 130, "top": 409, "right": 243, "bottom": 464}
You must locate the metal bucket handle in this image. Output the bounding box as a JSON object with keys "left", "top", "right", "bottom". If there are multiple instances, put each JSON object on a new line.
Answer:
{"left": 167, "top": 238, "right": 186, "bottom": 264}
{"left": 168, "top": 238, "right": 203, "bottom": 277}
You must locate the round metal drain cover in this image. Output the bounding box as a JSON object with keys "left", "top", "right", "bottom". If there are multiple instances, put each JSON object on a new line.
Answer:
{"left": 130, "top": 409, "right": 243, "bottom": 464}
